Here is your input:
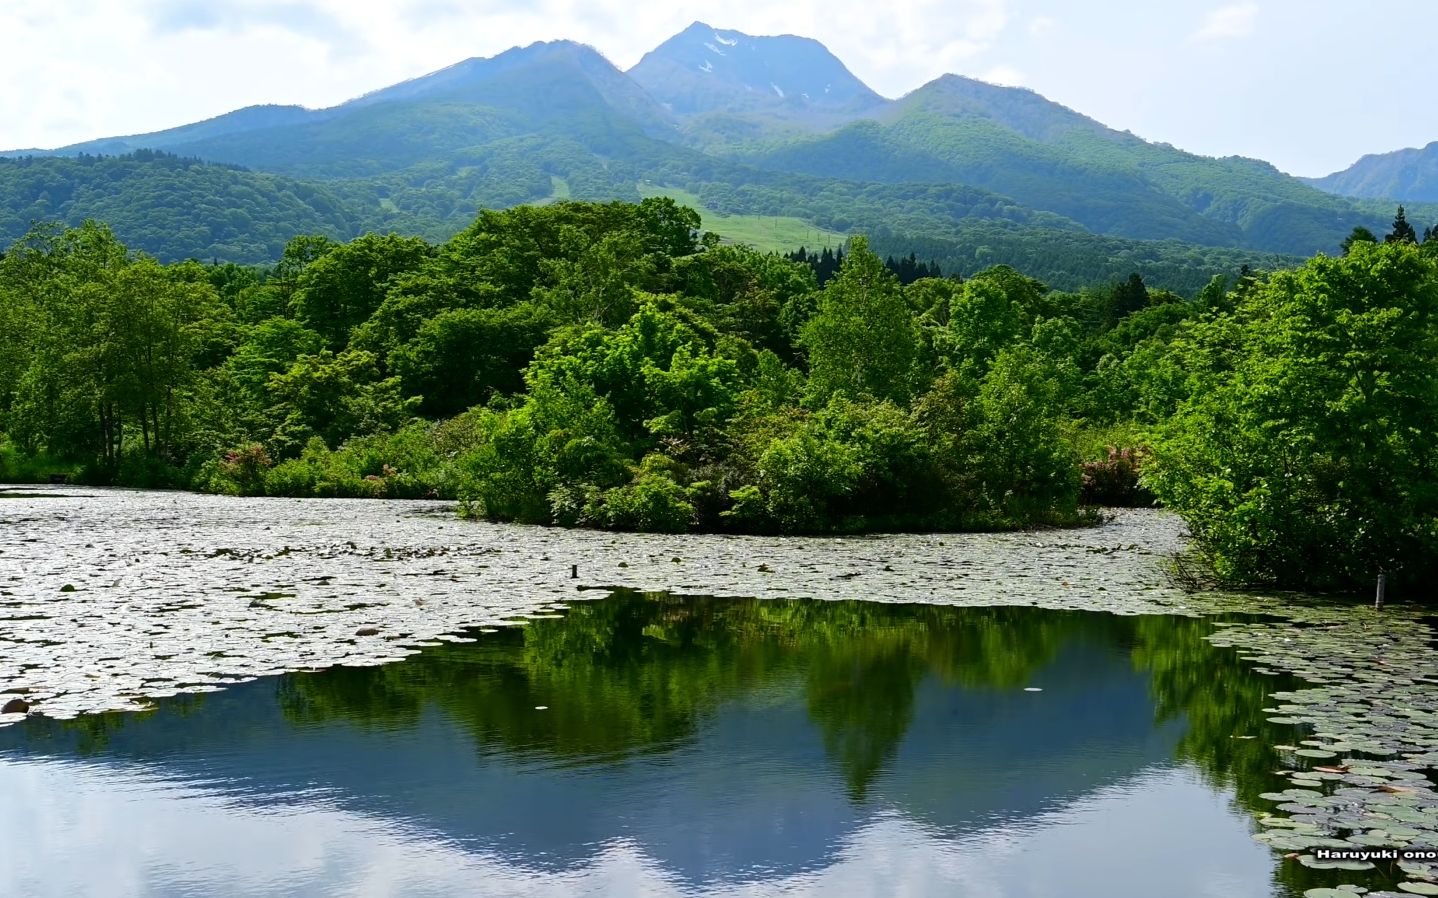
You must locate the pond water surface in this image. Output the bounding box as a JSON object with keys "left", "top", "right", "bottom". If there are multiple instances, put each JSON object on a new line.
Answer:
{"left": 0, "top": 489, "right": 1420, "bottom": 897}
{"left": 2, "top": 593, "right": 1306, "bottom": 898}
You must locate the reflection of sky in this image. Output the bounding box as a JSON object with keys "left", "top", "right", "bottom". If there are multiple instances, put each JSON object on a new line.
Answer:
{"left": 0, "top": 760, "right": 1274, "bottom": 898}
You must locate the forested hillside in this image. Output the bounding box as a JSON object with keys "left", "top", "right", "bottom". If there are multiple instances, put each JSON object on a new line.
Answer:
{"left": 3, "top": 201, "right": 1435, "bottom": 592}
{"left": 0, "top": 150, "right": 1290, "bottom": 290}
{"left": 5, "top": 24, "right": 1434, "bottom": 282}
{"left": 0, "top": 153, "right": 364, "bottom": 264}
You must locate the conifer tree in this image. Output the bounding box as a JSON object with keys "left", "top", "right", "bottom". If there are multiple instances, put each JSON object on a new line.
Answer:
{"left": 1388, "top": 206, "right": 1419, "bottom": 245}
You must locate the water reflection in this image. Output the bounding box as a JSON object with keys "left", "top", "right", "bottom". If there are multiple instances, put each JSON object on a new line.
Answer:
{"left": 0, "top": 593, "right": 1306, "bottom": 897}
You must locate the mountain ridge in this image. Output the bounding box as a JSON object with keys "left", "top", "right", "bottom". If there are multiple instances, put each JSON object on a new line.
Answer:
{"left": 1306, "top": 141, "right": 1438, "bottom": 203}
{"left": 2, "top": 23, "right": 1430, "bottom": 278}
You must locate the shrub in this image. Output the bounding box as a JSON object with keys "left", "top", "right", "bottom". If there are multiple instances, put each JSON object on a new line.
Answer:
{"left": 593, "top": 467, "right": 696, "bottom": 533}
{"left": 1079, "top": 447, "right": 1154, "bottom": 507}
{"left": 210, "top": 444, "right": 273, "bottom": 496}
{"left": 1148, "top": 242, "right": 1438, "bottom": 591}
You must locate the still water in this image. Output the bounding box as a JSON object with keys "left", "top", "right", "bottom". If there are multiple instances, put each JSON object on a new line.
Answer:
{"left": 0, "top": 592, "right": 1305, "bottom": 898}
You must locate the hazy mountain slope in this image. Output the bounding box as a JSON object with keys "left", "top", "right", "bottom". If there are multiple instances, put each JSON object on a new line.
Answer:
{"left": 1306, "top": 142, "right": 1438, "bottom": 203}
{"left": 0, "top": 105, "right": 322, "bottom": 159}
{"left": 349, "top": 40, "right": 676, "bottom": 136}
{"left": 12, "top": 42, "right": 675, "bottom": 184}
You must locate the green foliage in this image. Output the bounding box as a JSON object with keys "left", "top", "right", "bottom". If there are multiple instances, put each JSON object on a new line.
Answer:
{"left": 1079, "top": 447, "right": 1154, "bottom": 507}
{"left": 290, "top": 233, "right": 433, "bottom": 347}
{"left": 0, "top": 221, "right": 221, "bottom": 470}
{"left": 1342, "top": 226, "right": 1378, "bottom": 255}
{"left": 264, "top": 349, "right": 420, "bottom": 457}
{"left": 1147, "top": 242, "right": 1438, "bottom": 591}
{"left": 1388, "top": 206, "right": 1419, "bottom": 245}
{"left": 962, "top": 347, "right": 1082, "bottom": 523}
{"left": 800, "top": 237, "right": 920, "bottom": 405}
{"left": 0, "top": 205, "right": 1113, "bottom": 540}
{"left": 0, "top": 442, "right": 81, "bottom": 483}
{"left": 0, "top": 153, "right": 361, "bottom": 264}
{"left": 389, "top": 304, "right": 550, "bottom": 417}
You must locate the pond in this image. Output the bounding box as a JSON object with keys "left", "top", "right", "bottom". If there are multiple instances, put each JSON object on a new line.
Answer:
{"left": 0, "top": 488, "right": 1433, "bottom": 898}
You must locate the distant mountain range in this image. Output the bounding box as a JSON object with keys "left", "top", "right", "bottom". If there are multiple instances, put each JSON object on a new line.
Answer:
{"left": 1306, "top": 142, "right": 1438, "bottom": 203}
{"left": 3, "top": 22, "right": 1431, "bottom": 288}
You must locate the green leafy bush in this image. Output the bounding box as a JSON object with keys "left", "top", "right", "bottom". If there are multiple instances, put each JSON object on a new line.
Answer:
{"left": 1147, "top": 242, "right": 1438, "bottom": 590}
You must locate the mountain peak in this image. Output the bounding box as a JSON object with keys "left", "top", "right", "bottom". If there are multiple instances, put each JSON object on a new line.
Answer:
{"left": 629, "top": 24, "right": 883, "bottom": 117}
{"left": 898, "top": 73, "right": 1110, "bottom": 143}
{"left": 346, "top": 39, "right": 615, "bottom": 108}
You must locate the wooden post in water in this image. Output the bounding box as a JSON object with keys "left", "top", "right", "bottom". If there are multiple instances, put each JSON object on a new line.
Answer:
{"left": 571, "top": 564, "right": 578, "bottom": 579}
{"left": 1375, "top": 573, "right": 1386, "bottom": 611}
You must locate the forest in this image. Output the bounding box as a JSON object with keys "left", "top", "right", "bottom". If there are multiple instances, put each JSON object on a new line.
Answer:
{"left": 1, "top": 200, "right": 1435, "bottom": 593}
{"left": 0, "top": 151, "right": 1290, "bottom": 293}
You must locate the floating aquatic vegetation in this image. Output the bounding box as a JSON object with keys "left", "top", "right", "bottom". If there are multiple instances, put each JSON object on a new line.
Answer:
{"left": 1205, "top": 607, "right": 1438, "bottom": 895}
{"left": 0, "top": 491, "right": 1212, "bottom": 727}
{"left": 1, "top": 487, "right": 1436, "bottom": 893}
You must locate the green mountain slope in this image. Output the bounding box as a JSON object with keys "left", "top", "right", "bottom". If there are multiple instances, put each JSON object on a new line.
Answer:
{"left": 0, "top": 149, "right": 1289, "bottom": 293}
{"left": 0, "top": 152, "right": 366, "bottom": 263}
{"left": 1306, "top": 142, "right": 1438, "bottom": 203}
{"left": 742, "top": 75, "right": 1399, "bottom": 255}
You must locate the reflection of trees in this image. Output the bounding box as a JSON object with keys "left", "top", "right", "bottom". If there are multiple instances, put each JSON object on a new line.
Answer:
{"left": 1132, "top": 615, "right": 1301, "bottom": 812}
{"left": 1133, "top": 616, "right": 1402, "bottom": 897}
{"left": 9, "top": 694, "right": 205, "bottom": 756}
{"left": 275, "top": 594, "right": 1128, "bottom": 797}
{"left": 806, "top": 640, "right": 922, "bottom": 799}
{"left": 25, "top": 590, "right": 1319, "bottom": 865}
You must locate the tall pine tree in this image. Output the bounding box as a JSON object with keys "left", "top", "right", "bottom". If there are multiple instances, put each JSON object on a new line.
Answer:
{"left": 1388, "top": 206, "right": 1419, "bottom": 245}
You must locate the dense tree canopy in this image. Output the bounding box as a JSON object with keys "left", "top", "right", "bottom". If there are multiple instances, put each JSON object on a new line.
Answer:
{"left": 3, "top": 201, "right": 1434, "bottom": 594}
{"left": 1145, "top": 241, "right": 1438, "bottom": 591}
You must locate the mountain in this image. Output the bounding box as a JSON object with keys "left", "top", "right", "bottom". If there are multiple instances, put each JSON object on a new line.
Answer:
{"left": 1307, "top": 142, "right": 1438, "bottom": 203}
{"left": 3, "top": 105, "right": 321, "bottom": 159}
{"left": 740, "top": 73, "right": 1402, "bottom": 255}
{"left": 15, "top": 41, "right": 676, "bottom": 181}
{"left": 629, "top": 21, "right": 883, "bottom": 142}
{"left": 2, "top": 24, "right": 1425, "bottom": 284}
{"left": 630, "top": 22, "right": 881, "bottom": 113}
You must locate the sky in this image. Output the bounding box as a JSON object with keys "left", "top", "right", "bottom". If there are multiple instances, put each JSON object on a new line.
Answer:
{"left": 1, "top": 0, "right": 1433, "bottom": 177}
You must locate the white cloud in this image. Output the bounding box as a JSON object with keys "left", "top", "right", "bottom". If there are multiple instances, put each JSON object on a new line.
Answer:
{"left": 1028, "top": 16, "right": 1058, "bottom": 37}
{"left": 977, "top": 65, "right": 1026, "bottom": 87}
{"left": 1191, "top": 3, "right": 1259, "bottom": 42}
